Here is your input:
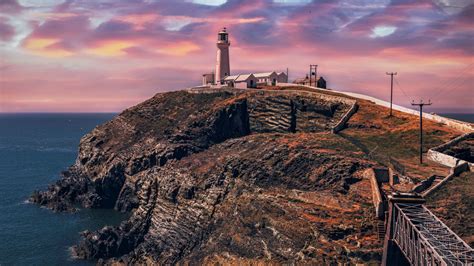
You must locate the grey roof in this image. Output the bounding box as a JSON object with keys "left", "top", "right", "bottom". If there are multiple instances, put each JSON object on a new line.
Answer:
{"left": 253, "top": 72, "right": 277, "bottom": 78}
{"left": 224, "top": 74, "right": 256, "bottom": 82}
{"left": 224, "top": 72, "right": 290, "bottom": 82}
{"left": 235, "top": 74, "right": 254, "bottom": 82}
{"left": 224, "top": 74, "right": 240, "bottom": 81}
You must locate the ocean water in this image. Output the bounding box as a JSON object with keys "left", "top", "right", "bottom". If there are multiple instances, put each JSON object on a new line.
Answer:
{"left": 439, "top": 113, "right": 474, "bottom": 123}
{"left": 0, "top": 112, "right": 472, "bottom": 265}
{"left": 0, "top": 113, "right": 127, "bottom": 266}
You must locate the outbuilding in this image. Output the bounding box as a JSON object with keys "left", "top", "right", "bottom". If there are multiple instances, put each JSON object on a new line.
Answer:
{"left": 277, "top": 72, "right": 288, "bottom": 83}
{"left": 317, "top": 76, "right": 327, "bottom": 89}
{"left": 224, "top": 74, "right": 257, "bottom": 88}
{"left": 202, "top": 73, "right": 214, "bottom": 85}
{"left": 254, "top": 72, "right": 279, "bottom": 86}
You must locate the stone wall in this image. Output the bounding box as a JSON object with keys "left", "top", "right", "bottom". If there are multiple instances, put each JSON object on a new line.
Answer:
{"left": 187, "top": 87, "right": 358, "bottom": 133}
{"left": 364, "top": 168, "right": 385, "bottom": 219}
{"left": 412, "top": 175, "right": 437, "bottom": 194}
{"left": 332, "top": 101, "right": 358, "bottom": 133}
{"left": 252, "top": 88, "right": 356, "bottom": 106}
{"left": 194, "top": 84, "right": 473, "bottom": 133}
{"left": 227, "top": 88, "right": 359, "bottom": 133}
{"left": 427, "top": 132, "right": 474, "bottom": 168}
{"left": 421, "top": 162, "right": 470, "bottom": 197}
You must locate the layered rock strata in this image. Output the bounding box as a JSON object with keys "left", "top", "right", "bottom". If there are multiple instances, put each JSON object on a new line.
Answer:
{"left": 31, "top": 89, "right": 381, "bottom": 264}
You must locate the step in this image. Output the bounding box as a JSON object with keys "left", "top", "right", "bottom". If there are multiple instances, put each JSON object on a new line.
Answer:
{"left": 377, "top": 221, "right": 386, "bottom": 240}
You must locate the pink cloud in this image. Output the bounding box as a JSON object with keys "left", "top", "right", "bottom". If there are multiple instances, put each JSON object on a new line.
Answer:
{"left": 0, "top": 0, "right": 473, "bottom": 113}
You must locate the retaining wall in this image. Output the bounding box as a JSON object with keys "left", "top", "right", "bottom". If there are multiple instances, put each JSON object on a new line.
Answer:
{"left": 189, "top": 86, "right": 356, "bottom": 105}
{"left": 388, "top": 168, "right": 400, "bottom": 185}
{"left": 364, "top": 168, "right": 385, "bottom": 219}
{"left": 412, "top": 175, "right": 437, "bottom": 194}
{"left": 427, "top": 132, "right": 474, "bottom": 168}
{"left": 332, "top": 102, "right": 358, "bottom": 133}
{"left": 188, "top": 86, "right": 358, "bottom": 133}
{"left": 421, "top": 162, "right": 469, "bottom": 197}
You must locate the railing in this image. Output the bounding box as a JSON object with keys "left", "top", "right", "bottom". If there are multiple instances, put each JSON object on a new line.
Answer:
{"left": 392, "top": 203, "right": 474, "bottom": 265}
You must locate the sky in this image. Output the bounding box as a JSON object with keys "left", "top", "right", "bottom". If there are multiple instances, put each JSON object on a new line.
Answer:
{"left": 0, "top": 0, "right": 473, "bottom": 113}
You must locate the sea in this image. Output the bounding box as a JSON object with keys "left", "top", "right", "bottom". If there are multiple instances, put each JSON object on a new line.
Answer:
{"left": 0, "top": 113, "right": 127, "bottom": 266}
{"left": 0, "top": 112, "right": 472, "bottom": 265}
{"left": 438, "top": 113, "right": 474, "bottom": 123}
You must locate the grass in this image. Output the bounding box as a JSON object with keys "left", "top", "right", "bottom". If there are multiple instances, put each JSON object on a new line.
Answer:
{"left": 426, "top": 171, "right": 474, "bottom": 247}
{"left": 267, "top": 85, "right": 462, "bottom": 182}
{"left": 339, "top": 99, "right": 460, "bottom": 181}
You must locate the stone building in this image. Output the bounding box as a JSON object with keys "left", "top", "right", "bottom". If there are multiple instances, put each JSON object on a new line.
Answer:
{"left": 317, "top": 76, "right": 327, "bottom": 89}
{"left": 294, "top": 75, "right": 309, "bottom": 85}
{"left": 294, "top": 75, "right": 327, "bottom": 89}
{"left": 277, "top": 72, "right": 288, "bottom": 83}
{"left": 202, "top": 73, "right": 214, "bottom": 85}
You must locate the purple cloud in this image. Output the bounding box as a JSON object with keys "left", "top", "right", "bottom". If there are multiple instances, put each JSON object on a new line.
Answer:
{"left": 0, "top": 18, "right": 15, "bottom": 41}
{"left": 0, "top": 0, "right": 22, "bottom": 14}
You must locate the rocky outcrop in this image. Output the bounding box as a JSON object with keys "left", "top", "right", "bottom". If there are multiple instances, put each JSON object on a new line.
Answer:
{"left": 247, "top": 94, "right": 347, "bottom": 133}
{"left": 31, "top": 89, "right": 381, "bottom": 264}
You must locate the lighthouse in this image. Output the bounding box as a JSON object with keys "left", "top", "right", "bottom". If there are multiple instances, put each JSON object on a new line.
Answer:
{"left": 215, "top": 27, "right": 230, "bottom": 85}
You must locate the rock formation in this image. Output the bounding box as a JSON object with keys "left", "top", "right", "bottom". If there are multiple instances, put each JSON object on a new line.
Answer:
{"left": 31, "top": 89, "right": 382, "bottom": 264}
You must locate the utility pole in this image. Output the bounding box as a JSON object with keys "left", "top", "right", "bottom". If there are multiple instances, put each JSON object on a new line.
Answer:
{"left": 310, "top": 65, "right": 318, "bottom": 87}
{"left": 386, "top": 72, "right": 397, "bottom": 116}
{"left": 411, "top": 100, "right": 432, "bottom": 164}
{"left": 286, "top": 67, "right": 289, "bottom": 82}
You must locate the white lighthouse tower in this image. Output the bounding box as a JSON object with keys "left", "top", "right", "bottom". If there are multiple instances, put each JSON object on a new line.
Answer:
{"left": 215, "top": 27, "right": 230, "bottom": 85}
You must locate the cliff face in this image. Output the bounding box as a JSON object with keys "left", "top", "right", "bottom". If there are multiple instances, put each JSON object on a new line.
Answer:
{"left": 31, "top": 89, "right": 381, "bottom": 264}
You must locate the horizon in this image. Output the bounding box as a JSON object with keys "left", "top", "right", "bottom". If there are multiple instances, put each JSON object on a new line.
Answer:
{"left": 1, "top": 0, "right": 473, "bottom": 113}
{"left": 1, "top": 110, "right": 473, "bottom": 115}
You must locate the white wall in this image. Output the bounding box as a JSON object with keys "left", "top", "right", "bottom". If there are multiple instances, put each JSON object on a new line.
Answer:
{"left": 235, "top": 81, "right": 247, "bottom": 89}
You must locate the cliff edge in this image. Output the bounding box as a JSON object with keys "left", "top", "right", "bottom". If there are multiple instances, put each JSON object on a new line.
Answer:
{"left": 30, "top": 87, "right": 464, "bottom": 264}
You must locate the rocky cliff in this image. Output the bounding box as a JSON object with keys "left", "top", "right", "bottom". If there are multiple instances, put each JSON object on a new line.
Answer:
{"left": 31, "top": 88, "right": 382, "bottom": 264}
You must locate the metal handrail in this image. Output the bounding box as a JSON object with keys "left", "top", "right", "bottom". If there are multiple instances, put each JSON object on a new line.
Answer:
{"left": 393, "top": 203, "right": 474, "bottom": 265}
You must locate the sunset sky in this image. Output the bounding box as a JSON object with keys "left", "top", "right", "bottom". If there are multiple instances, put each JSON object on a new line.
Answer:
{"left": 0, "top": 0, "right": 473, "bottom": 113}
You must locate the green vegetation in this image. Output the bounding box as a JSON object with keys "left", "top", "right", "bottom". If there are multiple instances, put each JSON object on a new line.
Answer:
{"left": 427, "top": 172, "right": 474, "bottom": 247}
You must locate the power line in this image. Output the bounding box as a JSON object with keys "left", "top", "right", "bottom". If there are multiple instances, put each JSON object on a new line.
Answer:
{"left": 394, "top": 78, "right": 411, "bottom": 101}
{"left": 388, "top": 74, "right": 413, "bottom": 109}
{"left": 430, "top": 63, "right": 473, "bottom": 97}
{"left": 429, "top": 63, "right": 474, "bottom": 100}
{"left": 431, "top": 75, "right": 472, "bottom": 103}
